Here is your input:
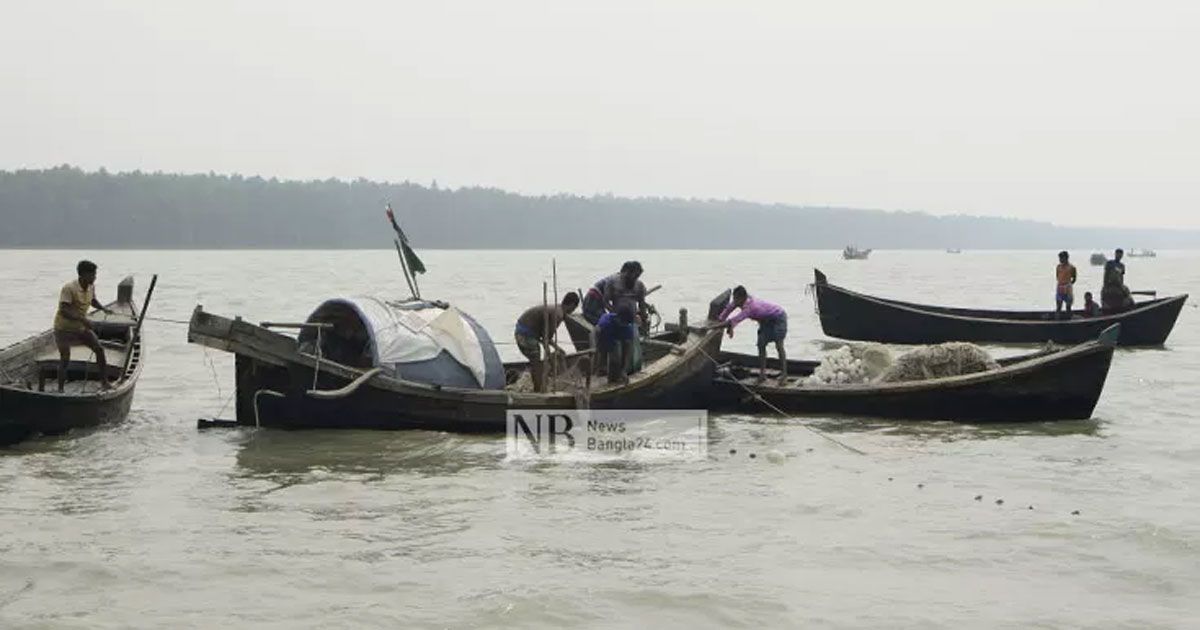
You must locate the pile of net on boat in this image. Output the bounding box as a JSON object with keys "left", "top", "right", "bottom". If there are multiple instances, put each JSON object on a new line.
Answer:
{"left": 805, "top": 342, "right": 1000, "bottom": 386}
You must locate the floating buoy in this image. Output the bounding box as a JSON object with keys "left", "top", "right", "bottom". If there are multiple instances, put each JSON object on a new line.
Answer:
{"left": 749, "top": 453, "right": 757, "bottom": 459}
{"left": 974, "top": 495, "right": 983, "bottom": 501}
{"left": 995, "top": 499, "right": 1004, "bottom": 505}
{"left": 729, "top": 449, "right": 737, "bottom": 455}
{"left": 917, "top": 483, "right": 924, "bottom": 489}
{"left": 1072, "top": 510, "right": 1081, "bottom": 515}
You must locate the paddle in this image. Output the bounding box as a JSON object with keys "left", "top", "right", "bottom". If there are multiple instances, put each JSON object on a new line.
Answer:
{"left": 1130, "top": 290, "right": 1157, "bottom": 297}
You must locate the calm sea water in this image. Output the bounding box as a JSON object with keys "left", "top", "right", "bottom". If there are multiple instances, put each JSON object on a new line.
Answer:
{"left": 1, "top": 249, "right": 1198, "bottom": 629}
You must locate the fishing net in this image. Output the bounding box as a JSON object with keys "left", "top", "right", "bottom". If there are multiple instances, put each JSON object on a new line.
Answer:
{"left": 877, "top": 342, "right": 999, "bottom": 383}
{"left": 806, "top": 343, "right": 894, "bottom": 385}
{"left": 805, "top": 342, "right": 998, "bottom": 385}
{"left": 506, "top": 354, "right": 595, "bottom": 405}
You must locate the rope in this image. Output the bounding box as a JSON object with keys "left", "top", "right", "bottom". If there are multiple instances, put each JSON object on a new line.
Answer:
{"left": 693, "top": 343, "right": 866, "bottom": 456}
{"left": 143, "top": 315, "right": 193, "bottom": 326}
{"left": 201, "top": 343, "right": 237, "bottom": 420}
{"left": 804, "top": 283, "right": 820, "bottom": 316}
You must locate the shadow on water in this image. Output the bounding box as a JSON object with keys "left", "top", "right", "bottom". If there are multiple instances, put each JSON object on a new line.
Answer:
{"left": 230, "top": 428, "right": 504, "bottom": 482}
{"left": 715, "top": 413, "right": 1104, "bottom": 443}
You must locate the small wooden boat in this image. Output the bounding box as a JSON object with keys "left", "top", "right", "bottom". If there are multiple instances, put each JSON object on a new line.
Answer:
{"left": 843, "top": 246, "right": 872, "bottom": 260}
{"left": 945, "top": 248, "right": 962, "bottom": 254}
{"left": 1090, "top": 253, "right": 1107, "bottom": 266}
{"left": 710, "top": 325, "right": 1119, "bottom": 422}
{"left": 1, "top": 277, "right": 154, "bottom": 445}
{"left": 812, "top": 269, "right": 1187, "bottom": 346}
{"left": 1128, "top": 249, "right": 1157, "bottom": 258}
{"left": 187, "top": 294, "right": 727, "bottom": 432}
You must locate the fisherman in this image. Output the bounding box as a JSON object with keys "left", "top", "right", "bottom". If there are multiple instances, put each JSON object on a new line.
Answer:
{"left": 514, "top": 291, "right": 579, "bottom": 393}
{"left": 1083, "top": 292, "right": 1102, "bottom": 317}
{"left": 1055, "top": 251, "right": 1077, "bottom": 317}
{"left": 1101, "top": 248, "right": 1133, "bottom": 313}
{"left": 713, "top": 286, "right": 788, "bottom": 384}
{"left": 603, "top": 261, "right": 649, "bottom": 371}
{"left": 580, "top": 264, "right": 621, "bottom": 325}
{"left": 594, "top": 302, "right": 637, "bottom": 385}
{"left": 54, "top": 260, "right": 114, "bottom": 392}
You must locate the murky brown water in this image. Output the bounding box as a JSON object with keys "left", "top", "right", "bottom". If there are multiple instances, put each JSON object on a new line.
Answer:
{"left": 2, "top": 249, "right": 1197, "bottom": 628}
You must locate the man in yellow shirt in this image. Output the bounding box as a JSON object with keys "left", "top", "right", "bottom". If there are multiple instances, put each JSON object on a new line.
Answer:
{"left": 54, "top": 260, "right": 113, "bottom": 391}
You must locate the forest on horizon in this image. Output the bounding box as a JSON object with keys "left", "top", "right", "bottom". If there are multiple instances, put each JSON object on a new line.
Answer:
{"left": 2, "top": 166, "right": 1195, "bottom": 250}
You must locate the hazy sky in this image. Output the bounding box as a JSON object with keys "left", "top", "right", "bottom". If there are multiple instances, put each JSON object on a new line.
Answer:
{"left": 2, "top": 0, "right": 1197, "bottom": 228}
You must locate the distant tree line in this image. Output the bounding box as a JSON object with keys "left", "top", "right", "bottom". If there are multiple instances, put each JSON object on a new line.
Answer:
{"left": 0, "top": 165, "right": 1194, "bottom": 249}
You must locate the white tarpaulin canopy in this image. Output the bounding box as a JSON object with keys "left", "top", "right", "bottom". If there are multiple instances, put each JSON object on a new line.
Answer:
{"left": 306, "top": 297, "right": 499, "bottom": 389}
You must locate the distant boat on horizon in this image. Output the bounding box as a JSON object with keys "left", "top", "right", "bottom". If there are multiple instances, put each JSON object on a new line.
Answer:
{"left": 1128, "top": 248, "right": 1157, "bottom": 258}
{"left": 946, "top": 248, "right": 962, "bottom": 254}
{"left": 843, "top": 246, "right": 871, "bottom": 260}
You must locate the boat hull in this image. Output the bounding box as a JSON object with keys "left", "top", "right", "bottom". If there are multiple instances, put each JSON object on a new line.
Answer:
{"left": 814, "top": 269, "right": 1186, "bottom": 346}
{"left": 190, "top": 307, "right": 723, "bottom": 432}
{"left": 233, "top": 346, "right": 717, "bottom": 432}
{"left": 711, "top": 332, "right": 1116, "bottom": 422}
{"left": 0, "top": 385, "right": 137, "bottom": 444}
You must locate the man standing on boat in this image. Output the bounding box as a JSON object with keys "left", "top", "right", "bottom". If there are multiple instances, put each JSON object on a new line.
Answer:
{"left": 712, "top": 286, "right": 788, "bottom": 384}
{"left": 1101, "top": 248, "right": 1133, "bottom": 313}
{"left": 581, "top": 265, "right": 618, "bottom": 325}
{"left": 515, "top": 291, "right": 580, "bottom": 393}
{"left": 54, "top": 260, "right": 113, "bottom": 392}
{"left": 582, "top": 261, "right": 649, "bottom": 326}
{"left": 607, "top": 261, "right": 651, "bottom": 371}
{"left": 1055, "top": 251, "right": 1077, "bottom": 318}
{"left": 594, "top": 303, "right": 637, "bottom": 385}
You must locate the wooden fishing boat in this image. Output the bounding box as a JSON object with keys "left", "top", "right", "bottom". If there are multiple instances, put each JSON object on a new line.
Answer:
{"left": 812, "top": 269, "right": 1187, "bottom": 346}
{"left": 710, "top": 325, "right": 1119, "bottom": 422}
{"left": 843, "top": 246, "right": 871, "bottom": 260}
{"left": 0, "top": 277, "right": 155, "bottom": 445}
{"left": 187, "top": 294, "right": 727, "bottom": 432}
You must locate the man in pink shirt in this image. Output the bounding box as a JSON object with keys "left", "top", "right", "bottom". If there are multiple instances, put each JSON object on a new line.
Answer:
{"left": 713, "top": 286, "right": 788, "bottom": 384}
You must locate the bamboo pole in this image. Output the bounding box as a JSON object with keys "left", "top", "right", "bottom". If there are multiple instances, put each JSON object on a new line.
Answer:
{"left": 393, "top": 238, "right": 417, "bottom": 299}
{"left": 551, "top": 258, "right": 558, "bottom": 388}
{"left": 541, "top": 281, "right": 550, "bottom": 393}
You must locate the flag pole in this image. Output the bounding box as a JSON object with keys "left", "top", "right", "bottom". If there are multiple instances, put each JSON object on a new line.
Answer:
{"left": 410, "top": 259, "right": 421, "bottom": 299}
{"left": 393, "top": 238, "right": 417, "bottom": 299}
{"left": 385, "top": 203, "right": 419, "bottom": 300}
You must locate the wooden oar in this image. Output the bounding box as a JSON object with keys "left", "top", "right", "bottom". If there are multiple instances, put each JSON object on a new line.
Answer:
{"left": 1130, "top": 290, "right": 1157, "bottom": 296}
